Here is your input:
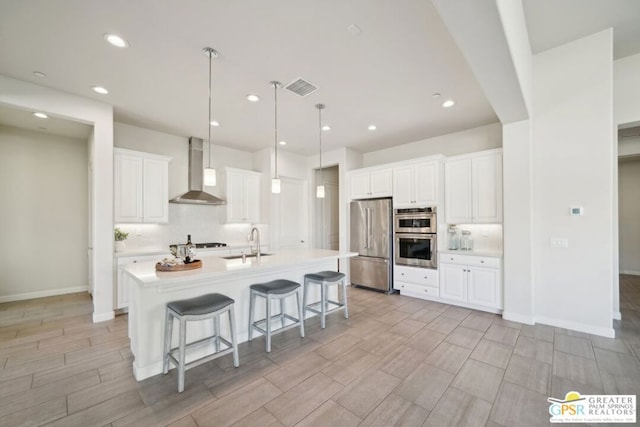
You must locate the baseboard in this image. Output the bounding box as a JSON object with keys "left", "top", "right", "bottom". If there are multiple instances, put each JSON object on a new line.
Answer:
{"left": 620, "top": 270, "right": 640, "bottom": 276}
{"left": 613, "top": 311, "right": 622, "bottom": 321}
{"left": 93, "top": 311, "right": 115, "bottom": 323}
{"left": 502, "top": 311, "right": 535, "bottom": 325}
{"left": 0, "top": 286, "right": 89, "bottom": 303}
{"left": 535, "top": 315, "right": 615, "bottom": 338}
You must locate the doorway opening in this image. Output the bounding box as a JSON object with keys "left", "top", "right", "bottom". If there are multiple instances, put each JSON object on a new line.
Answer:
{"left": 314, "top": 165, "right": 339, "bottom": 250}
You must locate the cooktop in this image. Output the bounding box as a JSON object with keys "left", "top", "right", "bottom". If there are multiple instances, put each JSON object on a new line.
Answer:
{"left": 169, "top": 242, "right": 227, "bottom": 249}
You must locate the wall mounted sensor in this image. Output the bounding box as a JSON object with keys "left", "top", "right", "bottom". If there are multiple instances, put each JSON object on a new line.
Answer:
{"left": 570, "top": 206, "right": 584, "bottom": 216}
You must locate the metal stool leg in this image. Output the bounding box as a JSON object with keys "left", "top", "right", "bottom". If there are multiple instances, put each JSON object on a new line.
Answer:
{"left": 228, "top": 305, "right": 239, "bottom": 368}
{"left": 302, "top": 277, "right": 309, "bottom": 317}
{"left": 266, "top": 294, "right": 272, "bottom": 352}
{"left": 177, "top": 318, "right": 187, "bottom": 393}
{"left": 163, "top": 310, "right": 173, "bottom": 374}
{"left": 213, "top": 314, "right": 220, "bottom": 352}
{"left": 320, "top": 281, "right": 326, "bottom": 329}
{"left": 296, "top": 290, "right": 305, "bottom": 338}
{"left": 342, "top": 279, "right": 349, "bottom": 319}
{"left": 248, "top": 290, "right": 255, "bottom": 342}
{"left": 280, "top": 298, "right": 285, "bottom": 327}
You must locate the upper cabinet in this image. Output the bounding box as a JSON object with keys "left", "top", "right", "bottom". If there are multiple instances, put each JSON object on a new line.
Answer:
{"left": 445, "top": 149, "right": 502, "bottom": 224}
{"left": 114, "top": 149, "right": 170, "bottom": 223}
{"left": 219, "top": 167, "right": 261, "bottom": 223}
{"left": 349, "top": 167, "right": 392, "bottom": 199}
{"left": 392, "top": 160, "right": 440, "bottom": 208}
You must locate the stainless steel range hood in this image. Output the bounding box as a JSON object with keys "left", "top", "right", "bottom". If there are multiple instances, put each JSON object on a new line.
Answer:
{"left": 169, "top": 137, "right": 225, "bottom": 205}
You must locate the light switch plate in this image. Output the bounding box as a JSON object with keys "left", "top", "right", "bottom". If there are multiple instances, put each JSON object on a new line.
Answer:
{"left": 570, "top": 206, "right": 584, "bottom": 216}
{"left": 550, "top": 238, "right": 569, "bottom": 248}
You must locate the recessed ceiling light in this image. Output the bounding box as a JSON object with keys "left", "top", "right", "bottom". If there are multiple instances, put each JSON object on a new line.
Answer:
{"left": 279, "top": 141, "right": 287, "bottom": 146}
{"left": 246, "top": 94, "right": 260, "bottom": 102}
{"left": 322, "top": 125, "right": 331, "bottom": 131}
{"left": 442, "top": 99, "right": 455, "bottom": 108}
{"left": 104, "top": 33, "right": 129, "bottom": 48}
{"left": 210, "top": 120, "right": 220, "bottom": 127}
{"left": 432, "top": 93, "right": 441, "bottom": 98}
{"left": 91, "top": 86, "right": 109, "bottom": 94}
{"left": 347, "top": 24, "right": 362, "bottom": 36}
{"left": 33, "top": 112, "right": 48, "bottom": 119}
{"left": 33, "top": 71, "right": 46, "bottom": 78}
{"left": 368, "top": 125, "right": 377, "bottom": 131}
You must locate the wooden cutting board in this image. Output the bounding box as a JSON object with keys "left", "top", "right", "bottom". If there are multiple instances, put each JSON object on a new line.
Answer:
{"left": 155, "top": 259, "right": 202, "bottom": 272}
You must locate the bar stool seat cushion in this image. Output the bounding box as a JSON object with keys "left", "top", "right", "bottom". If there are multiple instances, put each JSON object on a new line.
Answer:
{"left": 167, "top": 293, "right": 234, "bottom": 316}
{"left": 305, "top": 271, "right": 346, "bottom": 282}
{"left": 250, "top": 279, "right": 300, "bottom": 294}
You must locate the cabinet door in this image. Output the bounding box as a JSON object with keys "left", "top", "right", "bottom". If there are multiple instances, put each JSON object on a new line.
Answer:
{"left": 243, "top": 173, "right": 261, "bottom": 223}
{"left": 392, "top": 165, "right": 415, "bottom": 207}
{"left": 445, "top": 158, "right": 472, "bottom": 223}
{"left": 467, "top": 266, "right": 501, "bottom": 309}
{"left": 439, "top": 262, "right": 467, "bottom": 302}
{"left": 114, "top": 154, "right": 143, "bottom": 223}
{"left": 415, "top": 161, "right": 438, "bottom": 206}
{"left": 349, "top": 171, "right": 370, "bottom": 199}
{"left": 225, "top": 170, "right": 245, "bottom": 222}
{"left": 142, "top": 159, "right": 169, "bottom": 223}
{"left": 472, "top": 153, "right": 503, "bottom": 223}
{"left": 369, "top": 168, "right": 392, "bottom": 197}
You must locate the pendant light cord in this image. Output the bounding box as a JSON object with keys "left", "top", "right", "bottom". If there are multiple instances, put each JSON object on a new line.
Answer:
{"left": 274, "top": 82, "right": 278, "bottom": 179}
{"left": 208, "top": 50, "right": 212, "bottom": 168}
{"left": 316, "top": 104, "right": 324, "bottom": 185}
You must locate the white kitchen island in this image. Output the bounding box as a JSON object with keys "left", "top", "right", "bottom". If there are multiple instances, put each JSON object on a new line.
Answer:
{"left": 122, "top": 249, "right": 357, "bottom": 381}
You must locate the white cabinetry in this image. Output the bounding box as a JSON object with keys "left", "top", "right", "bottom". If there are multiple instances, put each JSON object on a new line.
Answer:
{"left": 394, "top": 265, "right": 439, "bottom": 299}
{"left": 114, "top": 149, "right": 170, "bottom": 223}
{"left": 392, "top": 160, "right": 440, "bottom": 207}
{"left": 445, "top": 150, "right": 502, "bottom": 224}
{"left": 348, "top": 167, "right": 392, "bottom": 199}
{"left": 439, "top": 253, "right": 502, "bottom": 311}
{"left": 220, "top": 168, "right": 261, "bottom": 223}
{"left": 116, "top": 253, "right": 169, "bottom": 309}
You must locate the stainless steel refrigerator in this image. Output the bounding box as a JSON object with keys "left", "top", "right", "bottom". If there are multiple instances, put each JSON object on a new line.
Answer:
{"left": 350, "top": 198, "right": 393, "bottom": 293}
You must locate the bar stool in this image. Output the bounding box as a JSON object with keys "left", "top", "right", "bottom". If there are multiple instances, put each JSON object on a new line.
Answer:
{"left": 248, "top": 279, "right": 304, "bottom": 352}
{"left": 303, "top": 271, "right": 348, "bottom": 328}
{"left": 163, "top": 293, "right": 239, "bottom": 393}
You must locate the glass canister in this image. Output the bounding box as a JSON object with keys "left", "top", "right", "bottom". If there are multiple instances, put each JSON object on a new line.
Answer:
{"left": 447, "top": 225, "right": 460, "bottom": 250}
{"left": 460, "top": 230, "right": 473, "bottom": 251}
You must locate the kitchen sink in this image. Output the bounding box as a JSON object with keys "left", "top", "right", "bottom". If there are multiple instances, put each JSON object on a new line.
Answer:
{"left": 221, "top": 253, "right": 273, "bottom": 260}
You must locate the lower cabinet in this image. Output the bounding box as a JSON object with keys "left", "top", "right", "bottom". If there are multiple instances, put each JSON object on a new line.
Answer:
{"left": 394, "top": 265, "right": 439, "bottom": 299}
{"left": 116, "top": 254, "right": 169, "bottom": 309}
{"left": 439, "top": 253, "right": 502, "bottom": 311}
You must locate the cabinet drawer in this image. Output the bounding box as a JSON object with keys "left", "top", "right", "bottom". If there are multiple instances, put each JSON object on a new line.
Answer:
{"left": 395, "top": 265, "right": 438, "bottom": 287}
{"left": 395, "top": 282, "right": 440, "bottom": 297}
{"left": 439, "top": 253, "right": 500, "bottom": 269}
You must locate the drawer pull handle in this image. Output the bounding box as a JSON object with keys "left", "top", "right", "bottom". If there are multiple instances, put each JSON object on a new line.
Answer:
{"left": 481, "top": 260, "right": 485, "bottom": 263}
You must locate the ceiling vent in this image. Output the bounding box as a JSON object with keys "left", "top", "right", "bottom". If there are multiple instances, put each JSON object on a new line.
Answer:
{"left": 284, "top": 78, "right": 318, "bottom": 97}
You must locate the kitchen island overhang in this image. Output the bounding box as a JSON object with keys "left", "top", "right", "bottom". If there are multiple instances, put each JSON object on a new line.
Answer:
{"left": 123, "top": 249, "right": 357, "bottom": 381}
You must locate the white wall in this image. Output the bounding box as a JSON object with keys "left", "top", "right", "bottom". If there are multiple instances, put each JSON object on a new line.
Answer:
{"left": 0, "top": 75, "right": 114, "bottom": 322}
{"left": 614, "top": 53, "right": 640, "bottom": 126}
{"left": 362, "top": 123, "right": 502, "bottom": 167}
{"left": 619, "top": 158, "right": 640, "bottom": 275}
{"left": 0, "top": 126, "right": 88, "bottom": 301}
{"left": 502, "top": 119, "right": 534, "bottom": 324}
{"left": 532, "top": 29, "right": 614, "bottom": 337}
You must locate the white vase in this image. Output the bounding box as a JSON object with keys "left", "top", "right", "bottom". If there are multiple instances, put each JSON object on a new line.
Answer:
{"left": 115, "top": 241, "right": 126, "bottom": 252}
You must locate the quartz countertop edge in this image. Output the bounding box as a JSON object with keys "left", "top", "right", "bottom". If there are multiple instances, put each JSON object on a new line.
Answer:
{"left": 122, "top": 249, "right": 358, "bottom": 288}
{"left": 439, "top": 249, "right": 503, "bottom": 258}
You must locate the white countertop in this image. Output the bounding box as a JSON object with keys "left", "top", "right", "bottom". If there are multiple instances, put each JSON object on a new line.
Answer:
{"left": 114, "top": 244, "right": 259, "bottom": 258}
{"left": 439, "top": 249, "right": 503, "bottom": 258}
{"left": 122, "top": 249, "right": 358, "bottom": 287}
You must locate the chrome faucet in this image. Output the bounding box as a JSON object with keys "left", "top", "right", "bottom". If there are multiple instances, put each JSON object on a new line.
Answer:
{"left": 248, "top": 227, "right": 261, "bottom": 257}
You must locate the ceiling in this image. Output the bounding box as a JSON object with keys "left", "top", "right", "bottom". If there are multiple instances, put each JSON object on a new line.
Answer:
{"left": 0, "top": 104, "right": 92, "bottom": 139}
{"left": 1, "top": 1, "right": 639, "bottom": 156}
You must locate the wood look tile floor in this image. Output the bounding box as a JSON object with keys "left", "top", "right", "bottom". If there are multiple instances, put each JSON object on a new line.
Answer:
{"left": 1, "top": 275, "right": 640, "bottom": 427}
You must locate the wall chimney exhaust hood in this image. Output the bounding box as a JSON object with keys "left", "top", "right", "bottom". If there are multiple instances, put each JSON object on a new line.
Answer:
{"left": 169, "top": 137, "right": 225, "bottom": 205}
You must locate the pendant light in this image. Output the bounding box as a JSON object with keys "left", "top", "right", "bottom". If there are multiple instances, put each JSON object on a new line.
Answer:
{"left": 203, "top": 47, "right": 218, "bottom": 187}
{"left": 315, "top": 103, "right": 325, "bottom": 198}
{"left": 270, "top": 81, "right": 282, "bottom": 193}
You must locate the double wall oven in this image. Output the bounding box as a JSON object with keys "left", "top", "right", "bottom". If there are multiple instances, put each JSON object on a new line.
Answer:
{"left": 394, "top": 207, "right": 437, "bottom": 269}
